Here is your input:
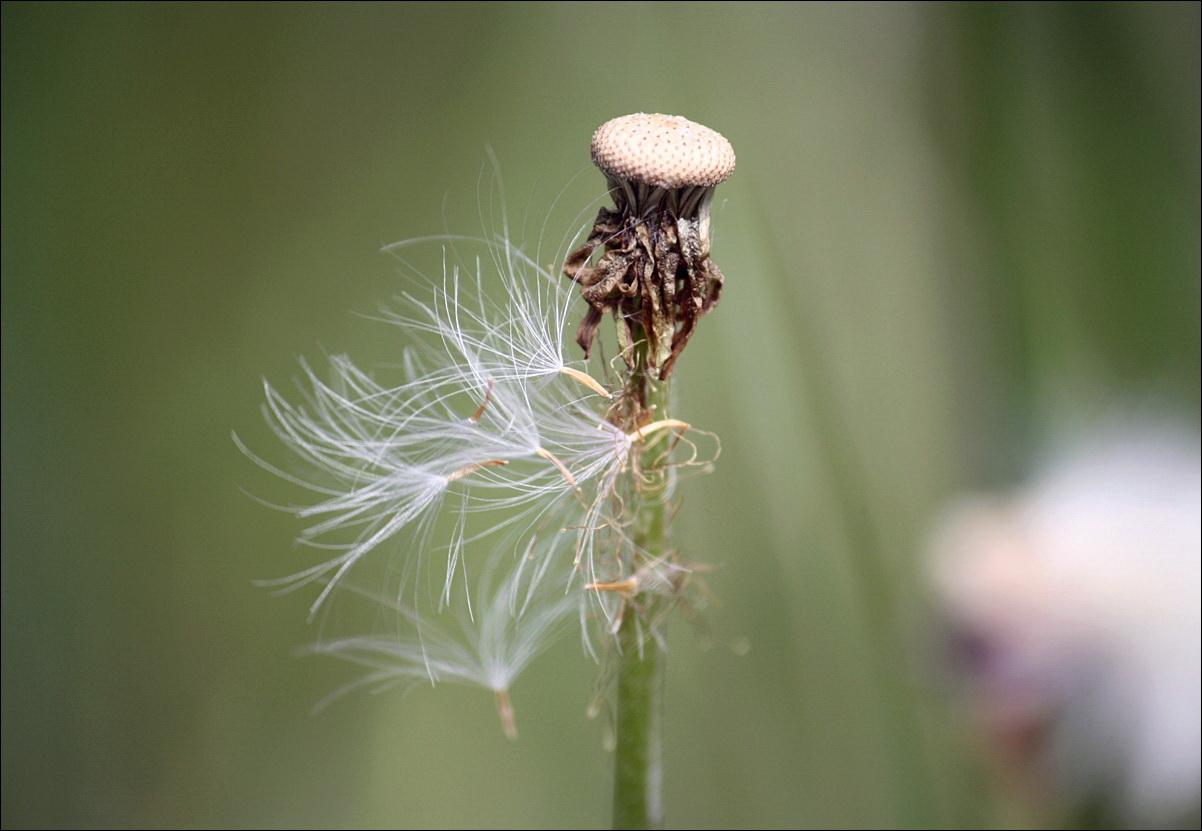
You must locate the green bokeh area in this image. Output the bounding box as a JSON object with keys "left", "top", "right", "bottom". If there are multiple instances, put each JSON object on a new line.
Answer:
{"left": 3, "top": 3, "right": 1197, "bottom": 828}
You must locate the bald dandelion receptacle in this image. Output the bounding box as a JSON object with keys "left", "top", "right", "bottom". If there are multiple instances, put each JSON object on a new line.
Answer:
{"left": 566, "top": 113, "right": 735, "bottom": 380}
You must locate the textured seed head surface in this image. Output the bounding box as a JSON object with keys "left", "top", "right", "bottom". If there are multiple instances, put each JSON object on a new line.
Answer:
{"left": 591, "top": 113, "right": 735, "bottom": 189}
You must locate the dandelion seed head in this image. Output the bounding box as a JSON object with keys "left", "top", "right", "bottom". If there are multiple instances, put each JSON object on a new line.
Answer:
{"left": 568, "top": 113, "right": 735, "bottom": 377}
{"left": 249, "top": 158, "right": 722, "bottom": 733}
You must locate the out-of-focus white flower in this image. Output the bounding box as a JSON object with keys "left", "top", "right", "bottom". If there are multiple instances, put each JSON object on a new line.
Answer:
{"left": 929, "top": 425, "right": 1201, "bottom": 827}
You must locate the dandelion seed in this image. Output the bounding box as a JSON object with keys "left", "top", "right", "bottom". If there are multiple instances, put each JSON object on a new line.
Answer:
{"left": 382, "top": 234, "right": 612, "bottom": 397}
{"left": 307, "top": 551, "right": 580, "bottom": 739}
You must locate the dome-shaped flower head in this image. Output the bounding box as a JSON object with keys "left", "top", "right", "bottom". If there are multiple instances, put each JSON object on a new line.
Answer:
{"left": 564, "top": 113, "right": 735, "bottom": 379}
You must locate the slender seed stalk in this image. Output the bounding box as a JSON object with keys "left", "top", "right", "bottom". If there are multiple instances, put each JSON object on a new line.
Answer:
{"left": 613, "top": 605, "right": 666, "bottom": 830}
{"left": 613, "top": 340, "right": 672, "bottom": 830}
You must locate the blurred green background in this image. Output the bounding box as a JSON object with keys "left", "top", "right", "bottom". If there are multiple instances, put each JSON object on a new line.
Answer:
{"left": 3, "top": 2, "right": 1197, "bottom": 828}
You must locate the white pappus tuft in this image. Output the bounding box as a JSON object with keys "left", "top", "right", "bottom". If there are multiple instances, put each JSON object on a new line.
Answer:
{"left": 305, "top": 547, "right": 582, "bottom": 739}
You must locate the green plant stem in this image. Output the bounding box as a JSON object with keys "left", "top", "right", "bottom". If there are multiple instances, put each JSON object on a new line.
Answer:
{"left": 613, "top": 601, "right": 665, "bottom": 830}
{"left": 613, "top": 354, "right": 671, "bottom": 830}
